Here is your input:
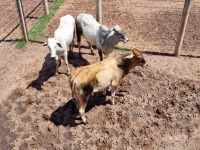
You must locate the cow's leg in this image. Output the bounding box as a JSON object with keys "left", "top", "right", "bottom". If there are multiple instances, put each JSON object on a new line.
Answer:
{"left": 110, "top": 80, "right": 118, "bottom": 105}
{"left": 55, "top": 59, "right": 59, "bottom": 75}
{"left": 110, "top": 86, "right": 117, "bottom": 105}
{"left": 55, "top": 56, "right": 60, "bottom": 75}
{"left": 79, "top": 101, "right": 88, "bottom": 124}
{"left": 64, "top": 51, "right": 70, "bottom": 75}
{"left": 103, "top": 89, "right": 107, "bottom": 96}
{"left": 76, "top": 26, "right": 82, "bottom": 56}
{"left": 98, "top": 49, "right": 103, "bottom": 61}
{"left": 77, "top": 95, "right": 89, "bottom": 124}
{"left": 87, "top": 41, "right": 95, "bottom": 55}
{"left": 103, "top": 86, "right": 109, "bottom": 96}
{"left": 70, "top": 28, "right": 75, "bottom": 53}
{"left": 69, "top": 42, "right": 73, "bottom": 54}
{"left": 104, "top": 54, "right": 108, "bottom": 59}
{"left": 77, "top": 40, "right": 81, "bottom": 56}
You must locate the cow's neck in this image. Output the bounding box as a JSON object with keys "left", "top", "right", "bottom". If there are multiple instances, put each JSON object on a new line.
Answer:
{"left": 101, "top": 30, "right": 118, "bottom": 55}
{"left": 118, "top": 58, "right": 136, "bottom": 77}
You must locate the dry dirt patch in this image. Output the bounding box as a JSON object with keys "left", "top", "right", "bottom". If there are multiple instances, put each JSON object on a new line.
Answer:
{"left": 0, "top": 0, "right": 199, "bottom": 149}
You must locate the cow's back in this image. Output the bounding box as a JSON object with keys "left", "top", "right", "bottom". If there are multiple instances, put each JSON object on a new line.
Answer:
{"left": 76, "top": 13, "right": 99, "bottom": 27}
{"left": 70, "top": 53, "right": 125, "bottom": 93}
{"left": 59, "top": 14, "right": 75, "bottom": 27}
{"left": 55, "top": 15, "right": 75, "bottom": 46}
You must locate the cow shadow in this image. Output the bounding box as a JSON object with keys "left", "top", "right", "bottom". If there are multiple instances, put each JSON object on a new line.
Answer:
{"left": 144, "top": 50, "right": 200, "bottom": 58}
{"left": 68, "top": 51, "right": 90, "bottom": 67}
{"left": 143, "top": 51, "right": 174, "bottom": 57}
{"left": 50, "top": 92, "right": 110, "bottom": 127}
{"left": 27, "top": 54, "right": 56, "bottom": 91}
{"left": 27, "top": 52, "right": 90, "bottom": 91}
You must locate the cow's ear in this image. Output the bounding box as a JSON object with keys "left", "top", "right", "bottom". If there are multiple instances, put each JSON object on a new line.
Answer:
{"left": 57, "top": 43, "right": 62, "bottom": 48}
{"left": 107, "top": 30, "right": 115, "bottom": 38}
{"left": 123, "top": 54, "right": 133, "bottom": 59}
{"left": 43, "top": 42, "right": 47, "bottom": 46}
{"left": 132, "top": 48, "right": 142, "bottom": 56}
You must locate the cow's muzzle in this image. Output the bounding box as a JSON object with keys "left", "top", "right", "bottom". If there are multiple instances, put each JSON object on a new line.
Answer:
{"left": 50, "top": 55, "right": 56, "bottom": 60}
{"left": 122, "top": 37, "right": 129, "bottom": 43}
{"left": 142, "top": 63, "right": 148, "bottom": 68}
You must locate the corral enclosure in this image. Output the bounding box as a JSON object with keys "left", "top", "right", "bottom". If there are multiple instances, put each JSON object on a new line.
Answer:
{"left": 0, "top": 0, "right": 200, "bottom": 149}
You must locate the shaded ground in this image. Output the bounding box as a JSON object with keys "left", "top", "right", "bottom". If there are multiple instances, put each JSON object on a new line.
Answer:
{"left": 0, "top": 0, "right": 200, "bottom": 149}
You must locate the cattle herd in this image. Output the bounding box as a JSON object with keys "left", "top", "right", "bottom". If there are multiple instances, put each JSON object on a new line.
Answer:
{"left": 44, "top": 13, "right": 146, "bottom": 124}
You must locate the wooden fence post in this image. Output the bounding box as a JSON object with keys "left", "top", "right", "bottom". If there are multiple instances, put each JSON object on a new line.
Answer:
{"left": 96, "top": 0, "right": 102, "bottom": 24}
{"left": 174, "top": 0, "right": 192, "bottom": 56}
{"left": 16, "top": 0, "right": 28, "bottom": 42}
{"left": 44, "top": 0, "right": 49, "bottom": 15}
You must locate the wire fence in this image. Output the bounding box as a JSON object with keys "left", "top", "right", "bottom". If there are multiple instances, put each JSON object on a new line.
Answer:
{"left": 0, "top": 0, "right": 54, "bottom": 71}
{"left": 0, "top": 0, "right": 23, "bottom": 70}
{"left": 0, "top": 0, "right": 199, "bottom": 70}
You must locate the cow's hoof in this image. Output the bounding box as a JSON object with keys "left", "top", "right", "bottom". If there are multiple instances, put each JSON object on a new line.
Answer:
{"left": 66, "top": 72, "right": 71, "bottom": 77}
{"left": 111, "top": 101, "right": 115, "bottom": 105}
{"left": 83, "top": 120, "right": 88, "bottom": 125}
{"left": 81, "top": 116, "right": 88, "bottom": 125}
{"left": 91, "top": 52, "right": 96, "bottom": 55}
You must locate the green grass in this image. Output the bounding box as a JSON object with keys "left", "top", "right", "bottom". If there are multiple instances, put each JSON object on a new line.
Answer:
{"left": 16, "top": 39, "right": 27, "bottom": 48}
{"left": 16, "top": 0, "right": 64, "bottom": 48}
{"left": 114, "top": 46, "right": 131, "bottom": 51}
{"left": 92, "top": 45, "right": 131, "bottom": 52}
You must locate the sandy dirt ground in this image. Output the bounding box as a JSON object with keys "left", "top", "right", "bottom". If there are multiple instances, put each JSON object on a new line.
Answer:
{"left": 0, "top": 0, "right": 200, "bottom": 149}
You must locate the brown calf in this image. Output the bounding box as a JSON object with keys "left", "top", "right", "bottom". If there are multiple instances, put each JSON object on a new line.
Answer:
{"left": 70, "top": 48, "right": 146, "bottom": 124}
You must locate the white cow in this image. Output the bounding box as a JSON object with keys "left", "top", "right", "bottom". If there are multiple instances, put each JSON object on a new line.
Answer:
{"left": 44, "top": 14, "right": 75, "bottom": 75}
{"left": 76, "top": 13, "right": 129, "bottom": 61}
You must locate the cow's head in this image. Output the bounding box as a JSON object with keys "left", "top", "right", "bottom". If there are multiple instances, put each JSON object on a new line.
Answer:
{"left": 124, "top": 48, "right": 146, "bottom": 68}
{"left": 43, "top": 38, "right": 62, "bottom": 59}
{"left": 108, "top": 25, "right": 128, "bottom": 43}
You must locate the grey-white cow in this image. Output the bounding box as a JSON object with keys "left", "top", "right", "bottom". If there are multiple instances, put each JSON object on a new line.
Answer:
{"left": 76, "top": 13, "right": 128, "bottom": 61}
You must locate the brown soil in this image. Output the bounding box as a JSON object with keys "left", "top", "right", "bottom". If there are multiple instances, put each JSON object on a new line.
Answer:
{"left": 0, "top": 0, "right": 199, "bottom": 149}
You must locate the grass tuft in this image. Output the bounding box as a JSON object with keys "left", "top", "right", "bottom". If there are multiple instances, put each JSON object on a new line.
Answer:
{"left": 91, "top": 45, "right": 131, "bottom": 52}
{"left": 16, "top": 39, "right": 27, "bottom": 48}
{"left": 114, "top": 46, "right": 131, "bottom": 51}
